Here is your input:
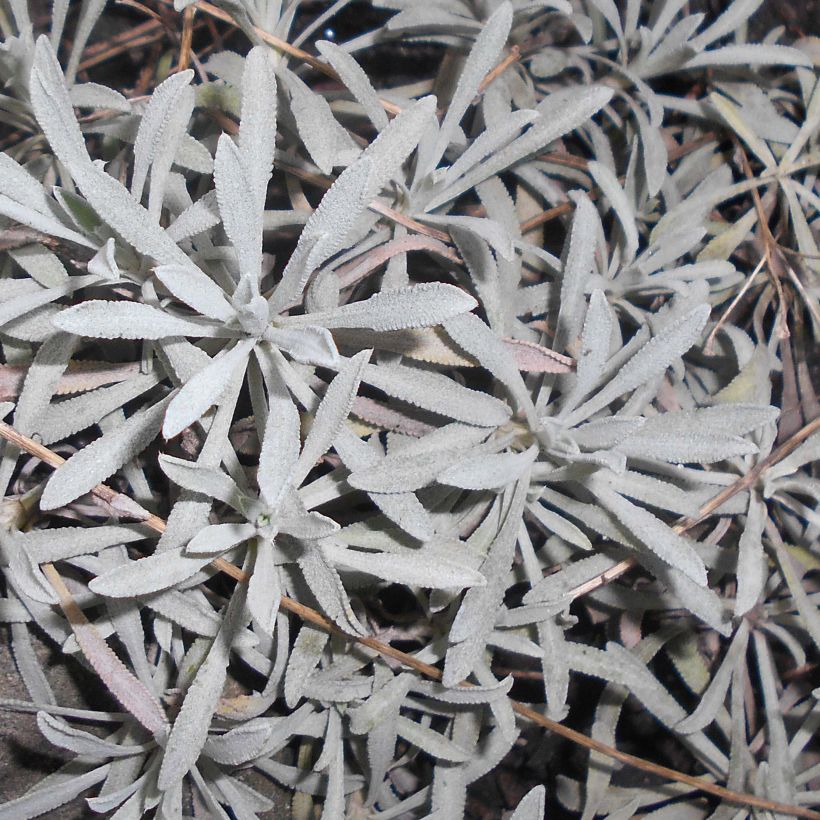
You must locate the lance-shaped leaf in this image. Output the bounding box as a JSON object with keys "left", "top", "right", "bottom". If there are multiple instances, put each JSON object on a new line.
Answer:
{"left": 333, "top": 427, "right": 435, "bottom": 542}
{"left": 257, "top": 366, "right": 301, "bottom": 508}
{"left": 40, "top": 395, "right": 171, "bottom": 510}
{"left": 439, "top": 446, "right": 539, "bottom": 491}
{"left": 510, "top": 785, "right": 546, "bottom": 820}
{"left": 554, "top": 194, "right": 599, "bottom": 354}
{"left": 677, "top": 620, "right": 750, "bottom": 734}
{"left": 291, "top": 350, "right": 371, "bottom": 486}
{"left": 298, "top": 282, "right": 477, "bottom": 332}
{"left": 159, "top": 455, "right": 246, "bottom": 510}
{"left": 154, "top": 264, "right": 236, "bottom": 323}
{"left": 30, "top": 38, "right": 193, "bottom": 269}
{"left": 53, "top": 300, "right": 223, "bottom": 340}
{"left": 443, "top": 110, "right": 539, "bottom": 188}
{"left": 163, "top": 339, "right": 254, "bottom": 438}
{"left": 214, "top": 133, "right": 263, "bottom": 280}
{"left": 248, "top": 541, "right": 281, "bottom": 634}
{"left": 284, "top": 624, "right": 329, "bottom": 708}
{"left": 444, "top": 479, "right": 529, "bottom": 685}
{"left": 444, "top": 312, "right": 536, "bottom": 420}
{"left": 348, "top": 447, "right": 465, "bottom": 494}
{"left": 284, "top": 69, "right": 360, "bottom": 175}
{"left": 588, "top": 161, "right": 639, "bottom": 263}
{"left": 363, "top": 362, "right": 511, "bottom": 428}
{"left": 238, "top": 46, "right": 277, "bottom": 215}
{"left": 316, "top": 40, "right": 389, "bottom": 132}
{"left": 396, "top": 716, "right": 471, "bottom": 762}
{"left": 322, "top": 541, "right": 486, "bottom": 589}
{"left": 0, "top": 765, "right": 111, "bottom": 819}
{"left": 185, "top": 522, "right": 256, "bottom": 556}
{"left": 566, "top": 304, "right": 710, "bottom": 424}
{"left": 131, "top": 70, "right": 195, "bottom": 204}
{"left": 360, "top": 95, "right": 437, "bottom": 200}
{"left": 36, "top": 712, "right": 149, "bottom": 758}
{"left": 89, "top": 546, "right": 215, "bottom": 597}
{"left": 426, "top": 2, "right": 513, "bottom": 172}
{"left": 272, "top": 157, "right": 373, "bottom": 311}
{"left": 158, "top": 586, "right": 249, "bottom": 789}
{"left": 427, "top": 85, "right": 613, "bottom": 209}
{"left": 591, "top": 479, "right": 708, "bottom": 585}
{"left": 297, "top": 547, "right": 367, "bottom": 636}
{"left": 264, "top": 326, "right": 339, "bottom": 367}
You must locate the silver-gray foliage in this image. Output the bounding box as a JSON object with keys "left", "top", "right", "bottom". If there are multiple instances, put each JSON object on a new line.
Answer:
{"left": 0, "top": 0, "right": 817, "bottom": 817}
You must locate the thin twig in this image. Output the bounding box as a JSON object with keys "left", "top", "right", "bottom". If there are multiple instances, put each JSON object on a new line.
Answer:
{"left": 705, "top": 256, "right": 765, "bottom": 354}
{"left": 0, "top": 420, "right": 818, "bottom": 818}
{"left": 178, "top": 5, "right": 195, "bottom": 71}
{"left": 736, "top": 142, "right": 791, "bottom": 340}
{"left": 567, "top": 415, "right": 820, "bottom": 601}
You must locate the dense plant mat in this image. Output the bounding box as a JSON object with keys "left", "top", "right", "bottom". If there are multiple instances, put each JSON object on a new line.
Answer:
{"left": 0, "top": 0, "right": 818, "bottom": 817}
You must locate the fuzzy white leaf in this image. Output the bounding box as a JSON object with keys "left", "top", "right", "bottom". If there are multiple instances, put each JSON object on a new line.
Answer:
{"left": 53, "top": 300, "right": 222, "bottom": 340}
{"left": 284, "top": 625, "right": 329, "bottom": 708}
{"left": 439, "top": 446, "right": 538, "bottom": 490}
{"left": 305, "top": 283, "right": 477, "bottom": 332}
{"left": 166, "top": 191, "right": 221, "bottom": 242}
{"left": 185, "top": 523, "right": 256, "bottom": 556}
{"left": 428, "top": 2, "right": 513, "bottom": 170}
{"left": 36, "top": 713, "right": 147, "bottom": 758}
{"left": 31, "top": 39, "right": 192, "bottom": 268}
{"left": 360, "top": 95, "right": 437, "bottom": 200}
{"left": 316, "top": 40, "right": 389, "bottom": 131}
{"left": 685, "top": 44, "right": 811, "bottom": 69}
{"left": 163, "top": 340, "right": 253, "bottom": 438}
{"left": 348, "top": 447, "right": 467, "bottom": 493}
{"left": 510, "top": 785, "right": 546, "bottom": 820}
{"left": 333, "top": 427, "right": 435, "bottom": 541}
{"left": 158, "top": 588, "right": 249, "bottom": 789}
{"left": 284, "top": 70, "right": 360, "bottom": 174}
{"left": 258, "top": 374, "right": 301, "bottom": 508}
{"left": 396, "top": 716, "right": 471, "bottom": 762}
{"left": 591, "top": 480, "right": 708, "bottom": 585}
{"left": 443, "top": 110, "right": 539, "bottom": 188}
{"left": 429, "top": 85, "right": 613, "bottom": 209}
{"left": 273, "top": 158, "right": 373, "bottom": 310}
{"left": 444, "top": 313, "right": 534, "bottom": 419}
{"left": 588, "top": 161, "right": 639, "bottom": 264}
{"left": 616, "top": 404, "right": 778, "bottom": 464}
{"left": 238, "top": 46, "right": 277, "bottom": 214}
{"left": 214, "top": 133, "right": 263, "bottom": 280}
{"left": 444, "top": 480, "right": 528, "bottom": 685}
{"left": 363, "top": 362, "right": 511, "bottom": 428}
{"left": 9, "top": 245, "right": 69, "bottom": 288}
{"left": 69, "top": 82, "right": 130, "bottom": 112}
{"left": 89, "top": 546, "right": 214, "bottom": 597}
{"left": 131, "top": 70, "right": 194, "bottom": 202}
{"left": 567, "top": 305, "right": 709, "bottom": 424}
{"left": 292, "top": 351, "right": 370, "bottom": 486}
{"left": 297, "top": 547, "right": 367, "bottom": 636}
{"left": 248, "top": 542, "right": 281, "bottom": 634}
{"left": 676, "top": 620, "right": 750, "bottom": 734}
{"left": 323, "top": 541, "right": 486, "bottom": 589}
{"left": 159, "top": 455, "right": 245, "bottom": 509}
{"left": 40, "top": 395, "right": 170, "bottom": 510}
{"left": 154, "top": 264, "right": 236, "bottom": 323}
{"left": 15, "top": 525, "right": 147, "bottom": 564}
{"left": 264, "top": 326, "right": 339, "bottom": 367}
{"left": 0, "top": 765, "right": 110, "bottom": 820}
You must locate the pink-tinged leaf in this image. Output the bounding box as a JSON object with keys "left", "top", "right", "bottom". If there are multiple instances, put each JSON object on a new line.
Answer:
{"left": 42, "top": 565, "right": 168, "bottom": 736}
{"left": 502, "top": 338, "right": 574, "bottom": 373}
{"left": 351, "top": 396, "right": 435, "bottom": 437}
{"left": 335, "top": 235, "right": 458, "bottom": 289}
